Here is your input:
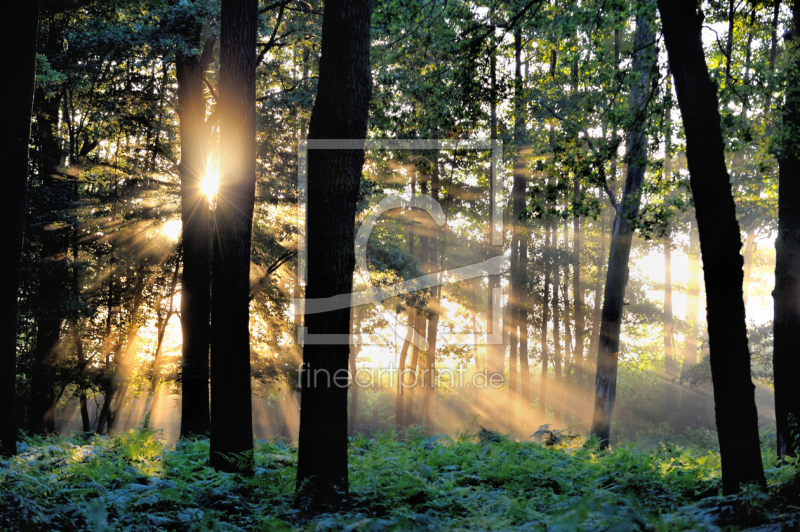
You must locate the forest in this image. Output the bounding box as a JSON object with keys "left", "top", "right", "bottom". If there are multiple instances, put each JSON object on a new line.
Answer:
{"left": 1, "top": 0, "right": 799, "bottom": 529}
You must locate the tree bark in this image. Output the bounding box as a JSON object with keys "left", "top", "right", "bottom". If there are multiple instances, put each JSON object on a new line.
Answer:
{"left": 591, "top": 5, "right": 655, "bottom": 448}
{"left": 177, "top": 30, "right": 216, "bottom": 438}
{"left": 28, "top": 226, "right": 69, "bottom": 434}
{"left": 658, "top": 0, "right": 766, "bottom": 492}
{"left": 774, "top": 2, "right": 800, "bottom": 459}
{"left": 0, "top": 0, "right": 39, "bottom": 457}
{"left": 295, "top": 0, "right": 373, "bottom": 508}
{"left": 210, "top": 0, "right": 258, "bottom": 474}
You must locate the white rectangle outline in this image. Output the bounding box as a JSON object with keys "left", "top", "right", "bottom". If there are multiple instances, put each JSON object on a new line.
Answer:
{"left": 296, "top": 139, "right": 503, "bottom": 347}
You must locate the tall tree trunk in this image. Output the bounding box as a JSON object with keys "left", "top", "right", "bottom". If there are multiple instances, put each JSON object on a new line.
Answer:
{"left": 553, "top": 241, "right": 561, "bottom": 387}
{"left": 663, "top": 227, "right": 677, "bottom": 423}
{"left": 591, "top": 5, "right": 655, "bottom": 448}
{"left": 28, "top": 226, "right": 69, "bottom": 434}
{"left": 540, "top": 221, "right": 551, "bottom": 419}
{"left": 680, "top": 219, "right": 702, "bottom": 429}
{"left": 742, "top": 230, "right": 756, "bottom": 308}
{"left": 145, "top": 252, "right": 181, "bottom": 429}
{"left": 774, "top": 1, "right": 800, "bottom": 459}
{"left": 177, "top": 29, "right": 216, "bottom": 438}
{"left": 348, "top": 309, "right": 362, "bottom": 435}
{"left": 508, "top": 27, "right": 526, "bottom": 430}
{"left": 572, "top": 182, "right": 585, "bottom": 388}
{"left": 658, "top": 0, "right": 766, "bottom": 493}
{"left": 295, "top": 0, "right": 373, "bottom": 508}
{"left": 423, "top": 144, "right": 441, "bottom": 433}
{"left": 210, "top": 0, "right": 258, "bottom": 474}
{"left": 487, "top": 48, "right": 504, "bottom": 388}
{"left": 0, "top": 0, "right": 39, "bottom": 458}
{"left": 395, "top": 308, "right": 414, "bottom": 428}
{"left": 406, "top": 312, "right": 424, "bottom": 426}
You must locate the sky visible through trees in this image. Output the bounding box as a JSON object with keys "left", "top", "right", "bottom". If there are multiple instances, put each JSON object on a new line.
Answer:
{"left": 1, "top": 0, "right": 799, "bottom": 528}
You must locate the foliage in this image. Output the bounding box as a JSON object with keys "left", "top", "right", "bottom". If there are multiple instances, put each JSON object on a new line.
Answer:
{"left": 0, "top": 428, "right": 797, "bottom": 531}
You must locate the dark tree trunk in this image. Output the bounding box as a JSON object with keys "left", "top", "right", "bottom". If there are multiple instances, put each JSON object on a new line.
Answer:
{"left": 295, "top": 0, "right": 372, "bottom": 508}
{"left": 591, "top": 6, "right": 655, "bottom": 448}
{"left": 658, "top": 0, "right": 766, "bottom": 493}
{"left": 28, "top": 226, "right": 69, "bottom": 434}
{"left": 209, "top": 0, "right": 258, "bottom": 474}
{"left": 0, "top": 0, "right": 39, "bottom": 457}
{"left": 177, "top": 32, "right": 216, "bottom": 438}
{"left": 774, "top": 2, "right": 800, "bottom": 459}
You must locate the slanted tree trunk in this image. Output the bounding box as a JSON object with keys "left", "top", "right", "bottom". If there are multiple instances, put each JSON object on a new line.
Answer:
{"left": 295, "top": 0, "right": 373, "bottom": 508}
{"left": 0, "top": 0, "right": 40, "bottom": 458}
{"left": 209, "top": 0, "right": 258, "bottom": 474}
{"left": 774, "top": 1, "right": 800, "bottom": 459}
{"left": 177, "top": 29, "right": 216, "bottom": 438}
{"left": 658, "top": 0, "right": 766, "bottom": 493}
{"left": 591, "top": 5, "right": 655, "bottom": 448}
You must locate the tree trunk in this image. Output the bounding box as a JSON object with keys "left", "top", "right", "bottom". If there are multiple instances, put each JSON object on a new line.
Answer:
{"left": 658, "top": 0, "right": 766, "bottom": 493}
{"left": 395, "top": 308, "right": 414, "bottom": 428}
{"left": 348, "top": 309, "right": 363, "bottom": 435}
{"left": 664, "top": 227, "right": 677, "bottom": 423}
{"left": 507, "top": 26, "right": 526, "bottom": 431}
{"left": 774, "top": 2, "right": 800, "bottom": 459}
{"left": 0, "top": 0, "right": 39, "bottom": 457}
{"left": 406, "top": 312, "right": 424, "bottom": 426}
{"left": 553, "top": 243, "right": 561, "bottom": 387}
{"left": 209, "top": 0, "right": 258, "bottom": 474}
{"left": 591, "top": 5, "right": 655, "bottom": 448}
{"left": 540, "top": 221, "right": 551, "bottom": 419}
{"left": 295, "top": 0, "right": 373, "bottom": 508}
{"left": 28, "top": 226, "right": 69, "bottom": 434}
{"left": 177, "top": 31, "right": 216, "bottom": 438}
{"left": 742, "top": 230, "right": 756, "bottom": 308}
{"left": 487, "top": 48, "right": 504, "bottom": 388}
{"left": 572, "top": 182, "right": 585, "bottom": 388}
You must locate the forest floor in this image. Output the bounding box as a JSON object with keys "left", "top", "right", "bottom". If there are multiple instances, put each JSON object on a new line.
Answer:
{"left": 0, "top": 426, "right": 797, "bottom": 531}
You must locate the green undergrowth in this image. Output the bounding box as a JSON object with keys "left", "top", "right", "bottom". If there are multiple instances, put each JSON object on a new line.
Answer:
{"left": 0, "top": 426, "right": 797, "bottom": 531}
